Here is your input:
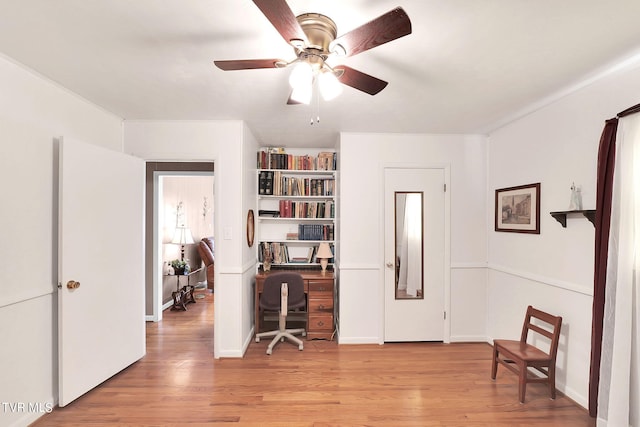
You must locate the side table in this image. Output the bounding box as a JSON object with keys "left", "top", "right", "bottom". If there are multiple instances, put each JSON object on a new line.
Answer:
{"left": 170, "top": 267, "right": 202, "bottom": 311}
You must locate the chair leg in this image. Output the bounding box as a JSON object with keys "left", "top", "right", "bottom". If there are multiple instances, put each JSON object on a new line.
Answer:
{"left": 548, "top": 365, "right": 556, "bottom": 400}
{"left": 518, "top": 362, "right": 527, "bottom": 404}
{"left": 491, "top": 346, "right": 499, "bottom": 380}
{"left": 265, "top": 329, "right": 305, "bottom": 354}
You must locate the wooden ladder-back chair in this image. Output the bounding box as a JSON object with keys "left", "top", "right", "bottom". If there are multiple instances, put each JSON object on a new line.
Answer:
{"left": 491, "top": 305, "right": 563, "bottom": 403}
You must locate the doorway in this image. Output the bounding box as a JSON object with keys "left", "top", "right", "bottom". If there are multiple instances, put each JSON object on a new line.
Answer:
{"left": 383, "top": 167, "right": 447, "bottom": 342}
{"left": 145, "top": 162, "right": 214, "bottom": 322}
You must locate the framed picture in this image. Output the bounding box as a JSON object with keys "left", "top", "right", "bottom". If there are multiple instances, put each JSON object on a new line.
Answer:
{"left": 495, "top": 183, "right": 540, "bottom": 234}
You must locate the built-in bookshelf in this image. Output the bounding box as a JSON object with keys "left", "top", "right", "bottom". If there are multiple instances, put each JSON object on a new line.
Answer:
{"left": 256, "top": 148, "right": 336, "bottom": 269}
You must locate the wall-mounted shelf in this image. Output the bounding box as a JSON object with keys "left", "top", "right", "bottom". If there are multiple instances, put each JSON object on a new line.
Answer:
{"left": 550, "top": 210, "right": 596, "bottom": 228}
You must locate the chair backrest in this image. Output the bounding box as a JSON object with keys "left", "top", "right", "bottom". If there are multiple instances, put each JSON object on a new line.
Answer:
{"left": 520, "top": 305, "right": 562, "bottom": 357}
{"left": 198, "top": 237, "right": 214, "bottom": 266}
{"left": 260, "top": 272, "right": 305, "bottom": 311}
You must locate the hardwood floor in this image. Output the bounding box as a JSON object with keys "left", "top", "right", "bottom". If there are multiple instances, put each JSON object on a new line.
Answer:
{"left": 32, "top": 292, "right": 595, "bottom": 426}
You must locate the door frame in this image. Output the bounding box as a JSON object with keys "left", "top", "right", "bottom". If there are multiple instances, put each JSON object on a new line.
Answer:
{"left": 145, "top": 162, "right": 215, "bottom": 322}
{"left": 379, "top": 163, "right": 451, "bottom": 344}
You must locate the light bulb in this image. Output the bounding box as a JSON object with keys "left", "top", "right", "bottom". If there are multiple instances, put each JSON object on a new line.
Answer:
{"left": 290, "top": 83, "right": 312, "bottom": 104}
{"left": 289, "top": 61, "right": 313, "bottom": 89}
{"left": 319, "top": 71, "right": 343, "bottom": 101}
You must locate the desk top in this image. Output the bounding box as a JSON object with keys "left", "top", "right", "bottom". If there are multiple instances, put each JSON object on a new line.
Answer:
{"left": 256, "top": 269, "right": 334, "bottom": 280}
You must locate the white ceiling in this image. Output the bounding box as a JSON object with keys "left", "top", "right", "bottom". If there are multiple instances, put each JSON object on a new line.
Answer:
{"left": 2, "top": 1, "right": 640, "bottom": 147}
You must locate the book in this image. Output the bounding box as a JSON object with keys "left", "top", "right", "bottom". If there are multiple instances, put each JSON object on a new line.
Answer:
{"left": 257, "top": 149, "right": 337, "bottom": 171}
{"left": 258, "top": 171, "right": 267, "bottom": 195}
{"left": 264, "top": 171, "right": 274, "bottom": 195}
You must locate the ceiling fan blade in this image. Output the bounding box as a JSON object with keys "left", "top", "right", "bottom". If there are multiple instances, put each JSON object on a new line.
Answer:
{"left": 332, "top": 7, "right": 411, "bottom": 57}
{"left": 253, "top": 0, "right": 308, "bottom": 47}
{"left": 334, "top": 65, "right": 388, "bottom": 95}
{"left": 214, "top": 59, "right": 283, "bottom": 71}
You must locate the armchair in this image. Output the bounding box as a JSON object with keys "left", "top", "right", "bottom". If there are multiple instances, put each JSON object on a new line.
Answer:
{"left": 197, "top": 237, "right": 215, "bottom": 290}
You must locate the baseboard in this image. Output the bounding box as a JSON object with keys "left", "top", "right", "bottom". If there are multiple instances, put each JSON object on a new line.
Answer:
{"left": 241, "top": 327, "right": 255, "bottom": 357}
{"left": 337, "top": 336, "right": 382, "bottom": 344}
{"left": 449, "top": 335, "right": 489, "bottom": 343}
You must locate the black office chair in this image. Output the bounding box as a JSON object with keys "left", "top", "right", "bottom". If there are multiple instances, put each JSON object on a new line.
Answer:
{"left": 255, "top": 272, "right": 306, "bottom": 355}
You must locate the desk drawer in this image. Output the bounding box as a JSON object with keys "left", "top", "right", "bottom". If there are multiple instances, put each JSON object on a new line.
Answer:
{"left": 308, "top": 280, "right": 332, "bottom": 294}
{"left": 308, "top": 314, "right": 333, "bottom": 331}
{"left": 308, "top": 298, "right": 333, "bottom": 313}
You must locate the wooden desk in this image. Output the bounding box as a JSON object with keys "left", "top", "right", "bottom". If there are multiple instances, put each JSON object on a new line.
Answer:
{"left": 255, "top": 270, "right": 334, "bottom": 340}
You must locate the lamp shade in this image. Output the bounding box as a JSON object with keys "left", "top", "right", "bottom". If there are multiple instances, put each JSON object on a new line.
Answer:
{"left": 290, "top": 83, "right": 312, "bottom": 104}
{"left": 316, "top": 242, "right": 333, "bottom": 259}
{"left": 171, "top": 226, "right": 194, "bottom": 245}
{"left": 319, "top": 71, "right": 342, "bottom": 101}
{"left": 289, "top": 61, "right": 313, "bottom": 89}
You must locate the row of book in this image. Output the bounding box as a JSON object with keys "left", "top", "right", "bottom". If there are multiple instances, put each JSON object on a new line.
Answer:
{"left": 257, "top": 149, "right": 337, "bottom": 170}
{"left": 258, "top": 171, "right": 335, "bottom": 196}
{"left": 258, "top": 242, "right": 334, "bottom": 264}
{"left": 298, "top": 224, "right": 334, "bottom": 241}
{"left": 275, "top": 200, "right": 334, "bottom": 219}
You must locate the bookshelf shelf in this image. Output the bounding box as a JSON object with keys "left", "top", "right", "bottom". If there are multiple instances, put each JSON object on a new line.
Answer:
{"left": 260, "top": 240, "right": 335, "bottom": 244}
{"left": 258, "top": 195, "right": 334, "bottom": 199}
{"left": 258, "top": 217, "right": 334, "bottom": 223}
{"left": 256, "top": 148, "right": 337, "bottom": 270}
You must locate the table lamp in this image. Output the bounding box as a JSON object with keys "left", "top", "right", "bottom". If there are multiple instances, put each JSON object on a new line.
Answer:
{"left": 316, "top": 242, "right": 333, "bottom": 274}
{"left": 172, "top": 225, "right": 194, "bottom": 261}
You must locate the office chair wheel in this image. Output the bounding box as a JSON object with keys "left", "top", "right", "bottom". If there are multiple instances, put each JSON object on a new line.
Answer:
{"left": 302, "top": 331, "right": 306, "bottom": 337}
{"left": 266, "top": 348, "right": 272, "bottom": 355}
{"left": 298, "top": 344, "right": 303, "bottom": 351}
{"left": 255, "top": 337, "right": 260, "bottom": 343}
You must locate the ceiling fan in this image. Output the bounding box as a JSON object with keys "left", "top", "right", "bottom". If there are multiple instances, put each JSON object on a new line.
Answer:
{"left": 213, "top": 0, "right": 412, "bottom": 105}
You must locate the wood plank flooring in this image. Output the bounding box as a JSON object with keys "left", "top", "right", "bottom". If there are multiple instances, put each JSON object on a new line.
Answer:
{"left": 32, "top": 292, "right": 595, "bottom": 426}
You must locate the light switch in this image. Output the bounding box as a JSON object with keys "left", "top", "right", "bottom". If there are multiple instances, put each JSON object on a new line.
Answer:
{"left": 223, "top": 227, "right": 232, "bottom": 240}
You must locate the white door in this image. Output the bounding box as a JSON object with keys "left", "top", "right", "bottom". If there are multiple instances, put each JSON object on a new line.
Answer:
{"left": 384, "top": 168, "right": 445, "bottom": 341}
{"left": 58, "top": 138, "right": 145, "bottom": 406}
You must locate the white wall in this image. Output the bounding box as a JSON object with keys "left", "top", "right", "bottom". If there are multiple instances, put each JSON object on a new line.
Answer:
{"left": 0, "top": 55, "right": 123, "bottom": 427}
{"left": 487, "top": 62, "right": 640, "bottom": 408}
{"left": 123, "top": 120, "right": 258, "bottom": 358}
{"left": 241, "top": 123, "right": 259, "bottom": 351}
{"left": 338, "top": 133, "right": 488, "bottom": 344}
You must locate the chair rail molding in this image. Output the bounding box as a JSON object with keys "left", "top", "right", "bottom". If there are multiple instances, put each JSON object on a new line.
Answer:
{"left": 488, "top": 263, "right": 592, "bottom": 296}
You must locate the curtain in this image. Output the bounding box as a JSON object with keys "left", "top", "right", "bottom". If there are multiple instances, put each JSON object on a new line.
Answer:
{"left": 596, "top": 113, "right": 640, "bottom": 426}
{"left": 589, "top": 118, "right": 618, "bottom": 417}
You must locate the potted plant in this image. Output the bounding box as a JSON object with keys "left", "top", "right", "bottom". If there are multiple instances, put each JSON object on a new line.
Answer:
{"left": 170, "top": 259, "right": 189, "bottom": 275}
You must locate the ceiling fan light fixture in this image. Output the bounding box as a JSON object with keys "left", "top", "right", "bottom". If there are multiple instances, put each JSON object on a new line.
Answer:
{"left": 290, "top": 39, "right": 305, "bottom": 50}
{"left": 329, "top": 42, "right": 346, "bottom": 57}
{"left": 290, "top": 82, "right": 312, "bottom": 105}
{"left": 319, "top": 70, "right": 343, "bottom": 101}
{"left": 289, "top": 61, "right": 313, "bottom": 89}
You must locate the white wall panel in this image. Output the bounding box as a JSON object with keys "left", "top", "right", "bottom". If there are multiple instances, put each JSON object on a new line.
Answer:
{"left": 0, "top": 54, "right": 123, "bottom": 426}
{"left": 338, "top": 268, "right": 382, "bottom": 344}
{"left": 123, "top": 120, "right": 251, "bottom": 359}
{"left": 487, "top": 269, "right": 593, "bottom": 407}
{"left": 450, "top": 266, "right": 488, "bottom": 342}
{"left": 338, "top": 133, "right": 488, "bottom": 343}
{"left": 487, "top": 62, "right": 640, "bottom": 409}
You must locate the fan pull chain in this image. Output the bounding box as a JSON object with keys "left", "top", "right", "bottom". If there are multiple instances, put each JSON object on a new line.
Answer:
{"left": 310, "top": 80, "right": 320, "bottom": 126}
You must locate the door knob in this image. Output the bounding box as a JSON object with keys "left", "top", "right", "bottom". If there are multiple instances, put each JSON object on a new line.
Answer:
{"left": 66, "top": 280, "right": 81, "bottom": 289}
{"left": 386, "top": 262, "right": 394, "bottom": 269}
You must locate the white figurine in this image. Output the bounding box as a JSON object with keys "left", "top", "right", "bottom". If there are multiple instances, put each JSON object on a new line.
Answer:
{"left": 569, "top": 182, "right": 583, "bottom": 210}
